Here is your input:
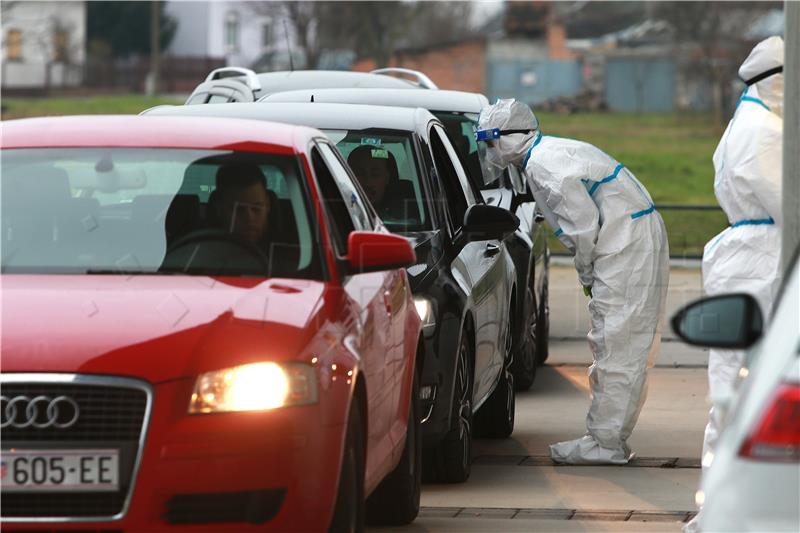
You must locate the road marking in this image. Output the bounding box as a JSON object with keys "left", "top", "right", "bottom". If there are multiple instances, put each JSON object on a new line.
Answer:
{"left": 472, "top": 454, "right": 701, "bottom": 468}
{"left": 419, "top": 507, "right": 697, "bottom": 523}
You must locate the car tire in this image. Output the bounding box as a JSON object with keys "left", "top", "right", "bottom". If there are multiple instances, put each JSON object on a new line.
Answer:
{"left": 425, "top": 331, "right": 473, "bottom": 484}
{"left": 474, "top": 317, "right": 516, "bottom": 438}
{"left": 329, "top": 400, "right": 365, "bottom": 533}
{"left": 366, "top": 367, "right": 421, "bottom": 525}
{"left": 512, "top": 285, "right": 538, "bottom": 391}
{"left": 536, "top": 281, "right": 550, "bottom": 365}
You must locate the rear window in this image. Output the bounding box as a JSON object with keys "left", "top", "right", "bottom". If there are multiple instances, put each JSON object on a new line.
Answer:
{"left": 1, "top": 148, "right": 322, "bottom": 279}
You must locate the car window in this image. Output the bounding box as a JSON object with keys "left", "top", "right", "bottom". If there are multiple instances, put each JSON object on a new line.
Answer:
{"left": 1, "top": 148, "right": 322, "bottom": 279}
{"left": 432, "top": 125, "right": 478, "bottom": 206}
{"left": 324, "top": 128, "right": 430, "bottom": 233}
{"left": 310, "top": 146, "right": 355, "bottom": 256}
{"left": 317, "top": 143, "right": 372, "bottom": 231}
{"left": 428, "top": 126, "right": 470, "bottom": 232}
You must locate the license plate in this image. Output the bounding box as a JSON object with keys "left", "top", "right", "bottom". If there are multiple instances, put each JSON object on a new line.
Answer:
{"left": 1, "top": 449, "right": 119, "bottom": 492}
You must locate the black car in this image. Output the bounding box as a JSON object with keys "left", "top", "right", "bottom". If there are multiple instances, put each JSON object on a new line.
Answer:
{"left": 262, "top": 88, "right": 551, "bottom": 387}
{"left": 144, "top": 102, "right": 519, "bottom": 483}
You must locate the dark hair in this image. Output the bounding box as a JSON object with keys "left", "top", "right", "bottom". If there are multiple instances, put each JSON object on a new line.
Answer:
{"left": 215, "top": 163, "right": 267, "bottom": 194}
{"left": 347, "top": 145, "right": 399, "bottom": 181}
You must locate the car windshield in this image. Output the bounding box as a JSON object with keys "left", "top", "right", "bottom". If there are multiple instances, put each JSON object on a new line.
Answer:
{"left": 1, "top": 148, "right": 322, "bottom": 279}
{"left": 323, "top": 129, "right": 431, "bottom": 232}
{"left": 435, "top": 111, "right": 507, "bottom": 190}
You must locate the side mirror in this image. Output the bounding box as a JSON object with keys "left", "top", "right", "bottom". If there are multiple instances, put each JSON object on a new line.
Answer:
{"left": 671, "top": 293, "right": 763, "bottom": 349}
{"left": 463, "top": 204, "right": 520, "bottom": 241}
{"left": 346, "top": 231, "right": 416, "bottom": 274}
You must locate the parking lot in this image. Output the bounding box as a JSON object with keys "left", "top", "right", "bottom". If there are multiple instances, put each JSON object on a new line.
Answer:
{"left": 374, "top": 263, "right": 708, "bottom": 532}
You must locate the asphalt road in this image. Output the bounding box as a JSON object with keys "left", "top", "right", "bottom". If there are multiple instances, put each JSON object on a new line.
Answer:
{"left": 371, "top": 265, "right": 708, "bottom": 533}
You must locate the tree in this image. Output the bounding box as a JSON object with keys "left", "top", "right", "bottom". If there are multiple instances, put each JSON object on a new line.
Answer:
{"left": 655, "top": 1, "right": 780, "bottom": 123}
{"left": 248, "top": 1, "right": 475, "bottom": 69}
{"left": 87, "top": 1, "right": 176, "bottom": 58}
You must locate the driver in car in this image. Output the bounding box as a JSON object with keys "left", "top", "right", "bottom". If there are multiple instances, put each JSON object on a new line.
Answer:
{"left": 213, "top": 162, "right": 273, "bottom": 245}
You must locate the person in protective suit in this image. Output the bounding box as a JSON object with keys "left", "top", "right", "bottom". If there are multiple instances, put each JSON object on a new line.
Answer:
{"left": 476, "top": 99, "right": 669, "bottom": 465}
{"left": 685, "top": 35, "right": 784, "bottom": 533}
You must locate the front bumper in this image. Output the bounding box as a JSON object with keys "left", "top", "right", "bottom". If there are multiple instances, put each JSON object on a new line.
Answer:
{"left": 4, "top": 378, "right": 345, "bottom": 532}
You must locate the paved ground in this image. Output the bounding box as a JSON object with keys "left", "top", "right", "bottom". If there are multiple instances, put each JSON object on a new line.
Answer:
{"left": 371, "top": 265, "right": 709, "bottom": 532}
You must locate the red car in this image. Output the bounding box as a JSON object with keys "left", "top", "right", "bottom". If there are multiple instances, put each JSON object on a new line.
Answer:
{"left": 0, "top": 115, "right": 422, "bottom": 531}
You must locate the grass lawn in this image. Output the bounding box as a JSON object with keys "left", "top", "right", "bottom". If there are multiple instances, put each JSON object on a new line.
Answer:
{"left": 536, "top": 111, "right": 728, "bottom": 257}
{"left": 1, "top": 94, "right": 182, "bottom": 120}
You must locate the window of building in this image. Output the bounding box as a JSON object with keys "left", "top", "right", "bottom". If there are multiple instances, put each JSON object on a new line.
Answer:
{"left": 261, "top": 21, "right": 273, "bottom": 49}
{"left": 6, "top": 29, "right": 22, "bottom": 61}
{"left": 53, "top": 29, "right": 69, "bottom": 62}
{"left": 225, "top": 12, "right": 239, "bottom": 52}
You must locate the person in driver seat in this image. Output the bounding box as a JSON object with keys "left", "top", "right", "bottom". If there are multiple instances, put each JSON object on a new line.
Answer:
{"left": 213, "top": 162, "right": 274, "bottom": 246}
{"left": 347, "top": 145, "right": 415, "bottom": 223}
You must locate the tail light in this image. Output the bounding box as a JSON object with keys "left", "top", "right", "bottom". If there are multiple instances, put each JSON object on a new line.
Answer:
{"left": 739, "top": 382, "right": 800, "bottom": 462}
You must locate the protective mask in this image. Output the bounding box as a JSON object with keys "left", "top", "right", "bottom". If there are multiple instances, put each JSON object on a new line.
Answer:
{"left": 485, "top": 145, "right": 508, "bottom": 172}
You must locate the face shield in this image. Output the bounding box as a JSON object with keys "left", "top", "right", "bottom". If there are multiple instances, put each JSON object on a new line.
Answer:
{"left": 476, "top": 99, "right": 540, "bottom": 169}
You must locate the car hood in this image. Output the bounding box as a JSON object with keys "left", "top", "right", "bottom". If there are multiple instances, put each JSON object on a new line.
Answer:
{"left": 1, "top": 275, "right": 329, "bottom": 383}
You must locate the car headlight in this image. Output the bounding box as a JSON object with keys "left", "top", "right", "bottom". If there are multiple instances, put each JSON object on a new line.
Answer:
{"left": 414, "top": 296, "right": 436, "bottom": 334}
{"left": 189, "top": 362, "right": 318, "bottom": 414}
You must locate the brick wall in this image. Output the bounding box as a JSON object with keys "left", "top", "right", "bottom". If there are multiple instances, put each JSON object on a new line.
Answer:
{"left": 351, "top": 39, "right": 487, "bottom": 94}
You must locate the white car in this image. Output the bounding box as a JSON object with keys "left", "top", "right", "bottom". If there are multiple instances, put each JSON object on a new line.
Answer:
{"left": 672, "top": 250, "right": 800, "bottom": 532}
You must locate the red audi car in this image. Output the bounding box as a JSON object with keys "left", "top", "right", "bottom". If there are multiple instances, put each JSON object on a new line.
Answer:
{"left": 0, "top": 116, "right": 422, "bottom": 531}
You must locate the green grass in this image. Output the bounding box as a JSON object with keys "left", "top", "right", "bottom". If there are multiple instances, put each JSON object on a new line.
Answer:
{"left": 535, "top": 111, "right": 728, "bottom": 257}
{"left": 1, "top": 95, "right": 182, "bottom": 120}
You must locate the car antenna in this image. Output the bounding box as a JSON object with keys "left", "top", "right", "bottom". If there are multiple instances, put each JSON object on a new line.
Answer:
{"left": 283, "top": 20, "right": 295, "bottom": 72}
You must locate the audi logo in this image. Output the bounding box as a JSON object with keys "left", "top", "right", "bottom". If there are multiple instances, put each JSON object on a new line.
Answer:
{"left": 0, "top": 395, "right": 80, "bottom": 429}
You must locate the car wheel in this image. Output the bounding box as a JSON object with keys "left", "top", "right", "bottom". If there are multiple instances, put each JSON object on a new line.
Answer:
{"left": 474, "top": 317, "right": 516, "bottom": 438}
{"left": 512, "top": 285, "right": 538, "bottom": 390}
{"left": 329, "top": 400, "right": 365, "bottom": 533}
{"left": 366, "top": 366, "right": 421, "bottom": 525}
{"left": 426, "top": 332, "right": 473, "bottom": 483}
{"left": 536, "top": 281, "right": 550, "bottom": 365}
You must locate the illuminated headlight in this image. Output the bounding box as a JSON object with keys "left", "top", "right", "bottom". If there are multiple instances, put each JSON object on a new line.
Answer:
{"left": 414, "top": 296, "right": 436, "bottom": 334}
{"left": 189, "top": 362, "right": 318, "bottom": 414}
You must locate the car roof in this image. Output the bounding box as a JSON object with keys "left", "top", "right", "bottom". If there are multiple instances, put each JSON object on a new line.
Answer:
{"left": 254, "top": 70, "right": 419, "bottom": 97}
{"left": 0, "top": 115, "right": 322, "bottom": 153}
{"left": 261, "top": 87, "right": 490, "bottom": 114}
{"left": 145, "top": 102, "right": 436, "bottom": 133}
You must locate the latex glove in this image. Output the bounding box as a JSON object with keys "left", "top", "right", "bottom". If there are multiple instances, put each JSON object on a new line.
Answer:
{"left": 583, "top": 285, "right": 593, "bottom": 298}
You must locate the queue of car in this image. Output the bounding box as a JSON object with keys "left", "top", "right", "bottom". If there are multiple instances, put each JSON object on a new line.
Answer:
{"left": 0, "top": 67, "right": 550, "bottom": 531}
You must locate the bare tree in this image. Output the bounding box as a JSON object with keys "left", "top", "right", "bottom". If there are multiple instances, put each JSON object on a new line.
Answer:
{"left": 655, "top": 1, "right": 779, "bottom": 123}
{"left": 248, "top": 1, "right": 475, "bottom": 70}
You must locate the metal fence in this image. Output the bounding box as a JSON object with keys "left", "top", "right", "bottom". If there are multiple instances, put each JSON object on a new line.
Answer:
{"left": 549, "top": 204, "right": 727, "bottom": 260}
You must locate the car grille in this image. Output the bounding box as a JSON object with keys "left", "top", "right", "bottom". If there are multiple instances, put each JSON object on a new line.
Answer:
{"left": 1, "top": 383, "right": 147, "bottom": 442}
{"left": 1, "top": 379, "right": 150, "bottom": 520}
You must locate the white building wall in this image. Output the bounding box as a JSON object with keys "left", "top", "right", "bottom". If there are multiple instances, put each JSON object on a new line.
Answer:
{"left": 165, "top": 1, "right": 212, "bottom": 57}
{"left": 167, "top": 0, "right": 281, "bottom": 68}
{"left": 1, "top": 0, "right": 86, "bottom": 88}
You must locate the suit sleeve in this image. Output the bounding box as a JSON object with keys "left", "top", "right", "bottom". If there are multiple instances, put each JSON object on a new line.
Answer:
{"left": 747, "top": 116, "right": 783, "bottom": 225}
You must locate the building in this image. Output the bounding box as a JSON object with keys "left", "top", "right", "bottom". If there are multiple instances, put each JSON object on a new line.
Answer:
{"left": 165, "top": 1, "right": 299, "bottom": 71}
{"left": 1, "top": 0, "right": 87, "bottom": 91}
{"left": 350, "top": 5, "right": 582, "bottom": 105}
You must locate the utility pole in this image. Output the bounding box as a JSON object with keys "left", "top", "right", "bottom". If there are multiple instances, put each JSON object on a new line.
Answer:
{"left": 146, "top": 0, "right": 161, "bottom": 96}
{"left": 783, "top": 1, "right": 799, "bottom": 273}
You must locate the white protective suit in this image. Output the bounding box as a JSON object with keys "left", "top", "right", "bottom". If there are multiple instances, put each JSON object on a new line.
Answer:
{"left": 478, "top": 100, "right": 669, "bottom": 464}
{"left": 686, "top": 36, "right": 785, "bottom": 532}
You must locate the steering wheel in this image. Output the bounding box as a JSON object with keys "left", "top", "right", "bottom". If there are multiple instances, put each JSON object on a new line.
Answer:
{"left": 166, "top": 228, "right": 271, "bottom": 273}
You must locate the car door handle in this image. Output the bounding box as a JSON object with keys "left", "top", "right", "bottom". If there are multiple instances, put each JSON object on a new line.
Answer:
{"left": 484, "top": 243, "right": 501, "bottom": 257}
{"left": 534, "top": 213, "right": 546, "bottom": 223}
